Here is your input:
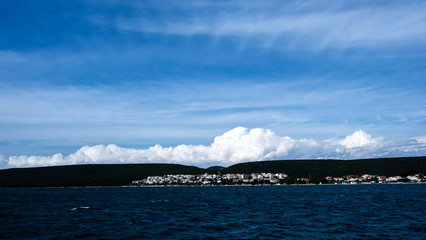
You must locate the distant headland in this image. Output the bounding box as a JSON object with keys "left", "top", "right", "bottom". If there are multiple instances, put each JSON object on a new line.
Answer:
{"left": 0, "top": 156, "right": 425, "bottom": 187}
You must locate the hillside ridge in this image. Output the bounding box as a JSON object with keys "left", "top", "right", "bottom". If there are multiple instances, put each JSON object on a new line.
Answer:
{"left": 0, "top": 157, "right": 425, "bottom": 187}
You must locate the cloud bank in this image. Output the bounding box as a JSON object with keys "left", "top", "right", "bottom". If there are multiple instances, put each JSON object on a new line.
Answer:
{"left": 2, "top": 127, "right": 426, "bottom": 169}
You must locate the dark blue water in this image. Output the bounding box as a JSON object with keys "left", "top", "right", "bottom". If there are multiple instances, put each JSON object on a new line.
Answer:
{"left": 1, "top": 184, "right": 425, "bottom": 239}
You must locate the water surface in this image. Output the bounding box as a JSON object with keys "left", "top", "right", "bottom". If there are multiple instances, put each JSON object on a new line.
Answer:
{"left": 1, "top": 184, "right": 425, "bottom": 239}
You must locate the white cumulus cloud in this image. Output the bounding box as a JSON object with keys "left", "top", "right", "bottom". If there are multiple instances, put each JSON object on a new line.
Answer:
{"left": 2, "top": 127, "right": 426, "bottom": 169}
{"left": 208, "top": 127, "right": 295, "bottom": 164}
{"left": 339, "top": 130, "right": 379, "bottom": 148}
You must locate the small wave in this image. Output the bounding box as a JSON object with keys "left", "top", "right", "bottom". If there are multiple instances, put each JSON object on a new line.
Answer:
{"left": 70, "top": 206, "right": 90, "bottom": 211}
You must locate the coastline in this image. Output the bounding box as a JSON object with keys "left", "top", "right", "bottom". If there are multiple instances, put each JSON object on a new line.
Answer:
{"left": 130, "top": 182, "right": 426, "bottom": 187}
{"left": 2, "top": 157, "right": 425, "bottom": 188}
{"left": 1, "top": 182, "right": 425, "bottom": 189}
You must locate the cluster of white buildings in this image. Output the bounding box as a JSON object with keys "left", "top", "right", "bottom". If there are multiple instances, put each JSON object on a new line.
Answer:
{"left": 132, "top": 173, "right": 289, "bottom": 186}
{"left": 325, "top": 174, "right": 425, "bottom": 184}
{"left": 132, "top": 172, "right": 425, "bottom": 186}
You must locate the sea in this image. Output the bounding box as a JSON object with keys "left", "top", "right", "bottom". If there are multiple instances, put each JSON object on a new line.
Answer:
{"left": 0, "top": 184, "right": 425, "bottom": 239}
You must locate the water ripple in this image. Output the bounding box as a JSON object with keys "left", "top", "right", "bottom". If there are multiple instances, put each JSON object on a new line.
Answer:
{"left": 0, "top": 185, "right": 425, "bottom": 239}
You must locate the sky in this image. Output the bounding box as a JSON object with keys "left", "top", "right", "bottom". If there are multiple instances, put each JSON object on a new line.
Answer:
{"left": 1, "top": 0, "right": 426, "bottom": 168}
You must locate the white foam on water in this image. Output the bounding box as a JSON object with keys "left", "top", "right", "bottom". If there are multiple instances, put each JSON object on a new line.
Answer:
{"left": 70, "top": 206, "right": 90, "bottom": 211}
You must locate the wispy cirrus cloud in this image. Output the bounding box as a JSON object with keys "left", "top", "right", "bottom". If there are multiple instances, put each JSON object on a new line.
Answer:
{"left": 1, "top": 76, "right": 425, "bottom": 155}
{"left": 104, "top": 0, "right": 426, "bottom": 50}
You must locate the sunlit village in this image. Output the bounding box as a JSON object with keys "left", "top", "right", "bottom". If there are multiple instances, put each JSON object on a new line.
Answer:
{"left": 132, "top": 172, "right": 425, "bottom": 186}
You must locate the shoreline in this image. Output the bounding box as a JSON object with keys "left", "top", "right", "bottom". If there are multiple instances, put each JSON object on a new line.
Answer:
{"left": 130, "top": 182, "right": 426, "bottom": 187}
{"left": 1, "top": 182, "right": 424, "bottom": 189}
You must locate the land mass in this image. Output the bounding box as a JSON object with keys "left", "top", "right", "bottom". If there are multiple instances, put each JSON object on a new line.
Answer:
{"left": 0, "top": 157, "right": 425, "bottom": 187}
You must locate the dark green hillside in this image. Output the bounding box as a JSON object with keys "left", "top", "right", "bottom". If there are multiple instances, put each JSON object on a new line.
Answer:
{"left": 0, "top": 164, "right": 205, "bottom": 187}
{"left": 1, "top": 157, "right": 425, "bottom": 187}
{"left": 223, "top": 157, "right": 426, "bottom": 180}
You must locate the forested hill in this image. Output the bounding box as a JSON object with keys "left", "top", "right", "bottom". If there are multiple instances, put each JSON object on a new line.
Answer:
{"left": 222, "top": 157, "right": 426, "bottom": 180}
{"left": 0, "top": 157, "right": 425, "bottom": 187}
{"left": 0, "top": 164, "right": 206, "bottom": 187}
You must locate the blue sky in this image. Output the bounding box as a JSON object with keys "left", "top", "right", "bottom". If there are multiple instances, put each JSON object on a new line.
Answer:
{"left": 1, "top": 0, "right": 426, "bottom": 168}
